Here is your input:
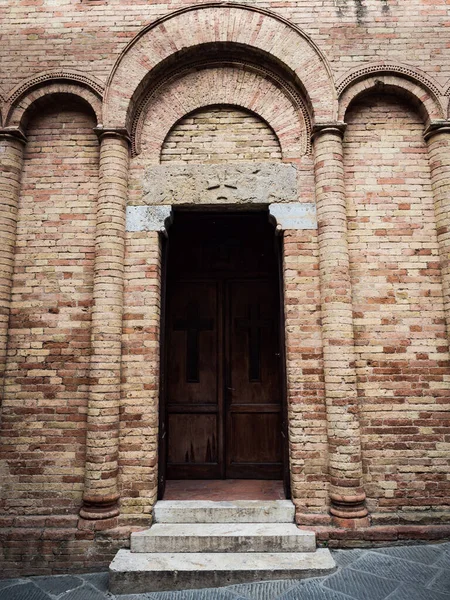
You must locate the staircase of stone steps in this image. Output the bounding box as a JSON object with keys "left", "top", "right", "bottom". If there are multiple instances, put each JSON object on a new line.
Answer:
{"left": 109, "top": 500, "right": 336, "bottom": 594}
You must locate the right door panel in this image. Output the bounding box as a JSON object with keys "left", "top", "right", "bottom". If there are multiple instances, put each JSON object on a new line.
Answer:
{"left": 226, "top": 279, "right": 283, "bottom": 479}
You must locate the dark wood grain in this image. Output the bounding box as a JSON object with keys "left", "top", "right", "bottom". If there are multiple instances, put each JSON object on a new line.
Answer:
{"left": 163, "top": 211, "right": 285, "bottom": 481}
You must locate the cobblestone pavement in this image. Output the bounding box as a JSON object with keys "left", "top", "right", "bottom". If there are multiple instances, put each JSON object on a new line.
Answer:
{"left": 1, "top": 544, "right": 449, "bottom": 600}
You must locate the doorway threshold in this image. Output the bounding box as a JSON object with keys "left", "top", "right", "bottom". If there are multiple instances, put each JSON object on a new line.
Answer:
{"left": 163, "top": 479, "right": 285, "bottom": 501}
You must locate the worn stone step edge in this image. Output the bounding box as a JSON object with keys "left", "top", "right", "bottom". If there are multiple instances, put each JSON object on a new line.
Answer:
{"left": 109, "top": 549, "right": 336, "bottom": 594}
{"left": 131, "top": 523, "right": 316, "bottom": 553}
{"left": 154, "top": 500, "right": 295, "bottom": 523}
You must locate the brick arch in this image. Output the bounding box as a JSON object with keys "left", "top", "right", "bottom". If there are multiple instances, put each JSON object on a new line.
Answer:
{"left": 135, "top": 65, "right": 309, "bottom": 160}
{"left": 442, "top": 80, "right": 450, "bottom": 118}
{"left": 338, "top": 65, "right": 444, "bottom": 123}
{"left": 104, "top": 3, "right": 336, "bottom": 128}
{"left": 4, "top": 71, "right": 103, "bottom": 128}
{"left": 0, "top": 85, "right": 6, "bottom": 126}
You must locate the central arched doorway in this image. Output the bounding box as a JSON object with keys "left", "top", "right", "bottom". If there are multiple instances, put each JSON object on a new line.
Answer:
{"left": 158, "top": 210, "right": 289, "bottom": 498}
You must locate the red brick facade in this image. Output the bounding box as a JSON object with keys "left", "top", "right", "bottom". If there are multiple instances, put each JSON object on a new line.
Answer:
{"left": 1, "top": 0, "right": 450, "bottom": 577}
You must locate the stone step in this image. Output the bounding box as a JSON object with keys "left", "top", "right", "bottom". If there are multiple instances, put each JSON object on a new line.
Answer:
{"left": 131, "top": 523, "right": 316, "bottom": 553}
{"left": 109, "top": 549, "right": 336, "bottom": 594}
{"left": 153, "top": 500, "right": 295, "bottom": 523}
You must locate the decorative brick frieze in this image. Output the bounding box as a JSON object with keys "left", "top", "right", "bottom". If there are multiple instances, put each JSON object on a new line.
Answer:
{"left": 312, "top": 123, "right": 368, "bottom": 526}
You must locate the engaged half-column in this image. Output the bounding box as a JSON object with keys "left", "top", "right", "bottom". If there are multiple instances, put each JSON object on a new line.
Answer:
{"left": 80, "top": 128, "right": 130, "bottom": 520}
{"left": 312, "top": 123, "right": 369, "bottom": 526}
{"left": 0, "top": 128, "right": 26, "bottom": 396}
{"left": 425, "top": 122, "right": 450, "bottom": 340}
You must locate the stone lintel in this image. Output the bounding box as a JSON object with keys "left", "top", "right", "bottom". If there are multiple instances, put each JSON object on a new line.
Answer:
{"left": 142, "top": 163, "right": 298, "bottom": 205}
{"left": 126, "top": 205, "right": 173, "bottom": 235}
{"left": 269, "top": 202, "right": 317, "bottom": 232}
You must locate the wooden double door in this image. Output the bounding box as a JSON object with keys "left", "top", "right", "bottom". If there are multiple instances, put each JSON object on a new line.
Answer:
{"left": 161, "top": 212, "right": 285, "bottom": 482}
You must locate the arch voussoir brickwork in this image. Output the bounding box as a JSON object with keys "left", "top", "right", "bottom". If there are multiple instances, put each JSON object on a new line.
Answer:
{"left": 134, "top": 64, "right": 310, "bottom": 160}
{"left": 337, "top": 64, "right": 445, "bottom": 123}
{"left": 104, "top": 3, "right": 336, "bottom": 129}
{"left": 4, "top": 71, "right": 103, "bottom": 128}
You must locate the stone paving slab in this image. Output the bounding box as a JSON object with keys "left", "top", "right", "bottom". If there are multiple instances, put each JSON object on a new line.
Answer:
{"left": 382, "top": 583, "right": 450, "bottom": 600}
{"left": 33, "top": 575, "right": 84, "bottom": 596}
{"left": 0, "top": 544, "right": 449, "bottom": 600}
{"left": 321, "top": 568, "right": 400, "bottom": 600}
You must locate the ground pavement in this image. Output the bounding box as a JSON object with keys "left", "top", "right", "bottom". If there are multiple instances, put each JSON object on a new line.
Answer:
{"left": 1, "top": 543, "right": 449, "bottom": 600}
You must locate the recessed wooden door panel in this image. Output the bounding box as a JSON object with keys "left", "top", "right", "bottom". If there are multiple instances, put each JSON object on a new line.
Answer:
{"left": 166, "top": 280, "right": 222, "bottom": 479}
{"left": 164, "top": 212, "right": 284, "bottom": 481}
{"left": 226, "top": 279, "right": 282, "bottom": 478}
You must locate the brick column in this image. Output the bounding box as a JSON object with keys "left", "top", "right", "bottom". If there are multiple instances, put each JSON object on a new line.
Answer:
{"left": 80, "top": 128, "right": 130, "bottom": 520}
{"left": 425, "top": 121, "right": 450, "bottom": 339}
{"left": 0, "top": 128, "right": 26, "bottom": 396}
{"left": 312, "top": 123, "right": 368, "bottom": 526}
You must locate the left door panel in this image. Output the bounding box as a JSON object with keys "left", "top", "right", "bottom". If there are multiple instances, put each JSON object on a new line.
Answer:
{"left": 166, "top": 280, "right": 222, "bottom": 479}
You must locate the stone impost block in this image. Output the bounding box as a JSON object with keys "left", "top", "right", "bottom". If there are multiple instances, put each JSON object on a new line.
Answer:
{"left": 126, "top": 205, "right": 173, "bottom": 235}
{"left": 269, "top": 202, "right": 317, "bottom": 231}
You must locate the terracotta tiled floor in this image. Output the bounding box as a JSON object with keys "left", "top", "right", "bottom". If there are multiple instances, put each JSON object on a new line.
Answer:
{"left": 163, "top": 479, "right": 286, "bottom": 500}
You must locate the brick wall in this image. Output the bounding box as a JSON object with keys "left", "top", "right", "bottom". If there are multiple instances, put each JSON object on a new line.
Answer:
{"left": 0, "top": 100, "right": 98, "bottom": 516}
{"left": 120, "top": 232, "right": 162, "bottom": 526}
{"left": 1, "top": 0, "right": 450, "bottom": 577}
{"left": 0, "top": 2, "right": 448, "bottom": 95}
{"left": 345, "top": 93, "right": 450, "bottom": 523}
{"left": 161, "top": 106, "right": 282, "bottom": 164}
{"left": 283, "top": 230, "right": 328, "bottom": 522}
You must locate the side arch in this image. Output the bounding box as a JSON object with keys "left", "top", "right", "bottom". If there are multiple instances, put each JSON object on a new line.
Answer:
{"left": 4, "top": 70, "right": 103, "bottom": 128}
{"left": 337, "top": 63, "right": 445, "bottom": 123}
{"left": 104, "top": 2, "right": 336, "bottom": 128}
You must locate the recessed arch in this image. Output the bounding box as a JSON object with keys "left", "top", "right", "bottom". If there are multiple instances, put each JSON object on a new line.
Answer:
{"left": 104, "top": 3, "right": 336, "bottom": 128}
{"left": 134, "top": 63, "right": 309, "bottom": 160}
{"left": 338, "top": 64, "right": 444, "bottom": 123}
{"left": 161, "top": 104, "right": 282, "bottom": 164}
{"left": 4, "top": 70, "right": 103, "bottom": 129}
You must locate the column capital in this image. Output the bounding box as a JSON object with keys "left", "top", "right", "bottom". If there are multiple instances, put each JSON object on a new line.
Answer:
{"left": 93, "top": 126, "right": 131, "bottom": 145}
{"left": 311, "top": 122, "right": 347, "bottom": 142}
{"left": 0, "top": 127, "right": 27, "bottom": 145}
{"left": 423, "top": 120, "right": 450, "bottom": 142}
